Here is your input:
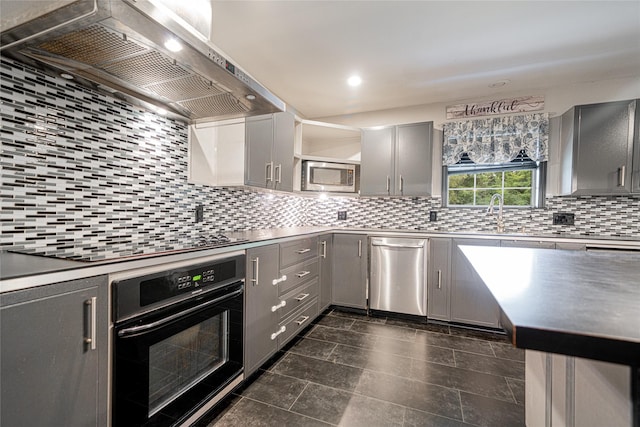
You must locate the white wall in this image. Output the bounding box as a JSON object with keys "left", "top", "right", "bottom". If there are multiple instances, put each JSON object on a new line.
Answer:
{"left": 318, "top": 76, "right": 640, "bottom": 130}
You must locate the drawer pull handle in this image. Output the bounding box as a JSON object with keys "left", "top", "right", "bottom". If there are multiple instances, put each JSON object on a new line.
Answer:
{"left": 295, "top": 293, "right": 310, "bottom": 302}
{"left": 266, "top": 161, "right": 274, "bottom": 182}
{"left": 296, "top": 271, "right": 311, "bottom": 278}
{"left": 84, "top": 297, "right": 97, "bottom": 350}
{"left": 295, "top": 316, "right": 310, "bottom": 326}
{"left": 271, "top": 300, "right": 287, "bottom": 312}
{"left": 618, "top": 165, "right": 626, "bottom": 187}
{"left": 295, "top": 248, "right": 311, "bottom": 254}
{"left": 272, "top": 275, "right": 287, "bottom": 286}
{"left": 321, "top": 241, "right": 327, "bottom": 258}
{"left": 271, "top": 325, "right": 286, "bottom": 340}
{"left": 251, "top": 257, "right": 259, "bottom": 285}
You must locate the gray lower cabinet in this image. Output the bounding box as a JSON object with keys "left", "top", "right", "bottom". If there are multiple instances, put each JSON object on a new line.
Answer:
{"left": 332, "top": 234, "right": 368, "bottom": 309}
{"left": 360, "top": 122, "right": 433, "bottom": 196}
{"left": 560, "top": 99, "right": 638, "bottom": 195}
{"left": 245, "top": 244, "right": 280, "bottom": 377}
{"left": 0, "top": 276, "right": 108, "bottom": 427}
{"left": 318, "top": 234, "right": 333, "bottom": 312}
{"left": 245, "top": 237, "right": 322, "bottom": 377}
{"left": 427, "top": 238, "right": 452, "bottom": 321}
{"left": 525, "top": 350, "right": 632, "bottom": 427}
{"left": 450, "top": 238, "right": 501, "bottom": 328}
{"left": 245, "top": 111, "right": 295, "bottom": 191}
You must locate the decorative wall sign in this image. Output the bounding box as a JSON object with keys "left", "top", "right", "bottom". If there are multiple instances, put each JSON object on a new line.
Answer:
{"left": 446, "top": 95, "right": 545, "bottom": 119}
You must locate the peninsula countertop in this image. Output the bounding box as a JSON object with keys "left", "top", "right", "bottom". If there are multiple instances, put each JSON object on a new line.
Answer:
{"left": 461, "top": 245, "right": 640, "bottom": 366}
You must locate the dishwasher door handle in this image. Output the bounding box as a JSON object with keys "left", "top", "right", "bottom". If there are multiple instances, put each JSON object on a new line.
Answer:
{"left": 371, "top": 242, "right": 424, "bottom": 249}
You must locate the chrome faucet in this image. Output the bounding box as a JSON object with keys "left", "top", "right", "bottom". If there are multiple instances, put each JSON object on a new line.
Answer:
{"left": 487, "top": 193, "right": 505, "bottom": 233}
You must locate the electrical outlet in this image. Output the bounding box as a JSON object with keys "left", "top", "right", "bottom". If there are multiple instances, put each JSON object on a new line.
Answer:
{"left": 552, "top": 212, "right": 574, "bottom": 225}
{"left": 195, "top": 204, "right": 204, "bottom": 222}
{"left": 429, "top": 211, "right": 437, "bottom": 221}
{"left": 337, "top": 211, "right": 347, "bottom": 221}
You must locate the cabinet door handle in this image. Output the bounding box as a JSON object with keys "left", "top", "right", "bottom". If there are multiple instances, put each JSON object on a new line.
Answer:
{"left": 270, "top": 325, "right": 286, "bottom": 340}
{"left": 84, "top": 297, "right": 97, "bottom": 351}
{"left": 618, "top": 165, "right": 626, "bottom": 187}
{"left": 271, "top": 300, "right": 287, "bottom": 312}
{"left": 295, "top": 293, "right": 310, "bottom": 302}
{"left": 437, "top": 270, "right": 442, "bottom": 289}
{"left": 265, "top": 161, "right": 274, "bottom": 182}
{"left": 295, "top": 248, "right": 311, "bottom": 254}
{"left": 321, "top": 241, "right": 327, "bottom": 258}
{"left": 386, "top": 176, "right": 390, "bottom": 193}
{"left": 358, "top": 240, "right": 362, "bottom": 257}
{"left": 294, "top": 315, "right": 310, "bottom": 326}
{"left": 251, "top": 257, "right": 259, "bottom": 285}
{"left": 399, "top": 175, "right": 404, "bottom": 193}
{"left": 296, "top": 271, "right": 311, "bottom": 278}
{"left": 275, "top": 164, "right": 282, "bottom": 184}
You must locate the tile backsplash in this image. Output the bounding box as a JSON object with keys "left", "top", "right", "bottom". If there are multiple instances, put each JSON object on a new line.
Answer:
{"left": 1, "top": 58, "right": 638, "bottom": 260}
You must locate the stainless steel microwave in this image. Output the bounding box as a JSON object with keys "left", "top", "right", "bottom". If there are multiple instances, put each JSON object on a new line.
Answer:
{"left": 302, "top": 161, "right": 357, "bottom": 192}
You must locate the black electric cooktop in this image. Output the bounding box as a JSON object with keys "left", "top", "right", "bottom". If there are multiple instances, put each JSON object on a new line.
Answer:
{"left": 8, "top": 234, "right": 249, "bottom": 263}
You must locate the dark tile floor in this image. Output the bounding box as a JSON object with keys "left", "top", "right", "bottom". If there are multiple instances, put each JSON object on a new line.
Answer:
{"left": 205, "top": 309, "right": 525, "bottom": 427}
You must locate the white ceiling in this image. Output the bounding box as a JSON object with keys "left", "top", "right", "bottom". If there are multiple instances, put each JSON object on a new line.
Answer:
{"left": 210, "top": 1, "right": 640, "bottom": 120}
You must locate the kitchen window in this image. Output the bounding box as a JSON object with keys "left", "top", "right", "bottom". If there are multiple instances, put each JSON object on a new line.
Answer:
{"left": 442, "top": 113, "right": 549, "bottom": 207}
{"left": 444, "top": 151, "right": 546, "bottom": 207}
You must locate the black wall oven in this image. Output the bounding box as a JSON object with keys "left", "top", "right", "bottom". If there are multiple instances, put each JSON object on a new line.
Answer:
{"left": 112, "top": 252, "right": 245, "bottom": 426}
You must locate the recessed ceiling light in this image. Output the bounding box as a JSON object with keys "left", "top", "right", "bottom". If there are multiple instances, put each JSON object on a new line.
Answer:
{"left": 164, "top": 38, "right": 183, "bottom": 52}
{"left": 347, "top": 75, "right": 362, "bottom": 87}
{"left": 489, "top": 79, "right": 510, "bottom": 88}
{"left": 245, "top": 94, "right": 256, "bottom": 101}
{"left": 60, "top": 73, "right": 74, "bottom": 80}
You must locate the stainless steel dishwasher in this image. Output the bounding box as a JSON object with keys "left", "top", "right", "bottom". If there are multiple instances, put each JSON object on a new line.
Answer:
{"left": 369, "top": 237, "right": 428, "bottom": 316}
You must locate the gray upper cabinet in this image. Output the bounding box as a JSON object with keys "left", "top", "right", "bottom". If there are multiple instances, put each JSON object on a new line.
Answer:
{"left": 450, "top": 238, "right": 501, "bottom": 328}
{"left": 245, "top": 111, "right": 295, "bottom": 191}
{"left": 633, "top": 100, "right": 640, "bottom": 193}
{"left": 361, "top": 127, "right": 395, "bottom": 196}
{"left": 396, "top": 122, "right": 434, "bottom": 196}
{"left": 360, "top": 122, "right": 433, "bottom": 196}
{"left": 427, "top": 238, "right": 452, "bottom": 322}
{"left": 560, "top": 99, "right": 638, "bottom": 195}
{"left": 245, "top": 244, "right": 280, "bottom": 377}
{"left": 0, "top": 276, "right": 108, "bottom": 427}
{"left": 332, "top": 234, "right": 368, "bottom": 309}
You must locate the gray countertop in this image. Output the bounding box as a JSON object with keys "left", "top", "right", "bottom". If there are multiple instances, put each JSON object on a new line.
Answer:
{"left": 461, "top": 245, "right": 640, "bottom": 366}
{"left": 2, "top": 226, "right": 639, "bottom": 294}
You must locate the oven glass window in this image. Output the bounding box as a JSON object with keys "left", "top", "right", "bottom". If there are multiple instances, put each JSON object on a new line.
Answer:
{"left": 148, "top": 311, "right": 229, "bottom": 416}
{"left": 311, "top": 167, "right": 348, "bottom": 186}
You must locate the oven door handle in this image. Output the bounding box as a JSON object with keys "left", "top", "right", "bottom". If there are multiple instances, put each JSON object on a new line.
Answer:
{"left": 117, "top": 288, "right": 243, "bottom": 339}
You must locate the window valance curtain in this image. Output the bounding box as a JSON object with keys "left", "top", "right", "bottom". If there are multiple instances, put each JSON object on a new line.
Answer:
{"left": 442, "top": 113, "right": 549, "bottom": 166}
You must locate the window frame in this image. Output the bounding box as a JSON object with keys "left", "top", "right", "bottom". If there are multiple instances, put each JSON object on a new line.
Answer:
{"left": 443, "top": 156, "right": 546, "bottom": 208}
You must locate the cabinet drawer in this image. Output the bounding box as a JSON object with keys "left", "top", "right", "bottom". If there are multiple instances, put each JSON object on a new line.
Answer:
{"left": 500, "top": 240, "right": 556, "bottom": 249}
{"left": 277, "top": 298, "right": 319, "bottom": 348}
{"left": 274, "top": 277, "right": 319, "bottom": 321}
{"left": 280, "top": 237, "right": 318, "bottom": 268}
{"left": 278, "top": 258, "right": 319, "bottom": 295}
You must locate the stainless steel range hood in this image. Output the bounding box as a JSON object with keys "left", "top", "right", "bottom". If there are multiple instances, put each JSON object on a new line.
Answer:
{"left": 0, "top": 0, "right": 285, "bottom": 121}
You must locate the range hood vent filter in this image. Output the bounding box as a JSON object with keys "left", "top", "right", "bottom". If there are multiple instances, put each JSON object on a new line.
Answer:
{"left": 38, "top": 25, "right": 147, "bottom": 66}
{"left": 1, "top": 0, "right": 285, "bottom": 121}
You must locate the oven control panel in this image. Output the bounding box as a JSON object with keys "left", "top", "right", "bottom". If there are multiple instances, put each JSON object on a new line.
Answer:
{"left": 112, "top": 254, "right": 245, "bottom": 322}
{"left": 176, "top": 268, "right": 216, "bottom": 290}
